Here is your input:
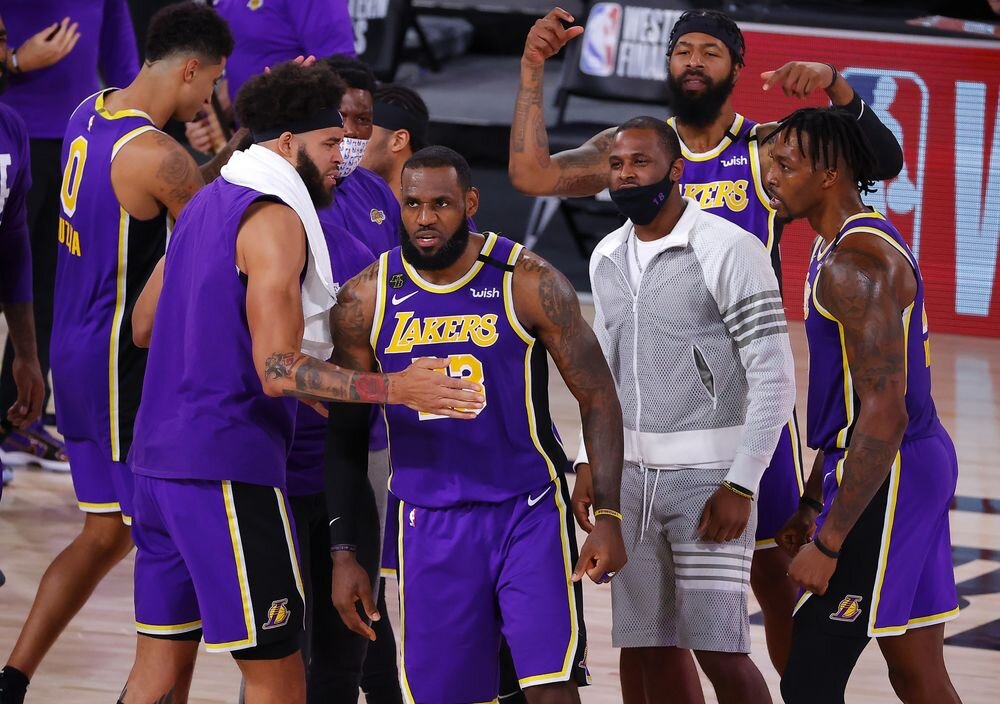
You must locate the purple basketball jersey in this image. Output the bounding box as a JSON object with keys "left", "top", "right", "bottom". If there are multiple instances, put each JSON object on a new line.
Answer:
{"left": 130, "top": 180, "right": 297, "bottom": 488}
{"left": 668, "top": 114, "right": 778, "bottom": 254}
{"left": 51, "top": 90, "right": 166, "bottom": 460}
{"left": 372, "top": 233, "right": 566, "bottom": 508}
{"left": 804, "top": 211, "right": 940, "bottom": 453}
{"left": 321, "top": 167, "right": 400, "bottom": 257}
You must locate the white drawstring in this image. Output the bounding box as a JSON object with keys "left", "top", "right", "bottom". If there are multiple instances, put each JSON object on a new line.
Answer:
{"left": 639, "top": 462, "right": 663, "bottom": 541}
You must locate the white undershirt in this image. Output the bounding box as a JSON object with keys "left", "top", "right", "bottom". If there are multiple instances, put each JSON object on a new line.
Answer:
{"left": 626, "top": 227, "right": 672, "bottom": 289}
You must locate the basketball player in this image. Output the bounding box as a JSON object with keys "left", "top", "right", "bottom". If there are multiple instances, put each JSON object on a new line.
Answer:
{"left": 326, "top": 146, "right": 626, "bottom": 704}
{"left": 507, "top": 6, "right": 903, "bottom": 685}
{"left": 0, "top": 48, "right": 45, "bottom": 488}
{"left": 0, "top": 5, "right": 242, "bottom": 702}
{"left": 120, "top": 64, "right": 481, "bottom": 704}
{"left": 762, "top": 107, "right": 961, "bottom": 704}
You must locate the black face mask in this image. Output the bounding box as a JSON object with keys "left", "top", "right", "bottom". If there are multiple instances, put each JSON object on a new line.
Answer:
{"left": 609, "top": 173, "right": 675, "bottom": 226}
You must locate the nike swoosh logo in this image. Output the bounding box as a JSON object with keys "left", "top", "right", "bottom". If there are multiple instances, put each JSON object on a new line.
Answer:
{"left": 328, "top": 517, "right": 341, "bottom": 526}
{"left": 392, "top": 291, "right": 418, "bottom": 305}
{"left": 527, "top": 485, "right": 552, "bottom": 507}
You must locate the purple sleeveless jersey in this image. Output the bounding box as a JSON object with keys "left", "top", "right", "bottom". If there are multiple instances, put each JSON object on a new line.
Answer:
{"left": 129, "top": 180, "right": 297, "bottom": 488}
{"left": 667, "top": 114, "right": 779, "bottom": 255}
{"left": 51, "top": 90, "right": 166, "bottom": 461}
{"left": 372, "top": 233, "right": 567, "bottom": 508}
{"left": 804, "top": 211, "right": 941, "bottom": 453}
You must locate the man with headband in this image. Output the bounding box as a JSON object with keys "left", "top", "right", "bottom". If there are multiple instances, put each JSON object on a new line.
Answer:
{"left": 508, "top": 7, "right": 903, "bottom": 698}
{"left": 120, "top": 62, "right": 483, "bottom": 703}
{"left": 361, "top": 83, "right": 431, "bottom": 204}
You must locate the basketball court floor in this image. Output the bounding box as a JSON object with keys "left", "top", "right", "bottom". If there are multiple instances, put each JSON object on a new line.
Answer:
{"left": 1, "top": 318, "right": 998, "bottom": 702}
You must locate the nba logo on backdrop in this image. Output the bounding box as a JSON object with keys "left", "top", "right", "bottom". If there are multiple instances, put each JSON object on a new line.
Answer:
{"left": 580, "top": 3, "right": 622, "bottom": 77}
{"left": 842, "top": 68, "right": 929, "bottom": 260}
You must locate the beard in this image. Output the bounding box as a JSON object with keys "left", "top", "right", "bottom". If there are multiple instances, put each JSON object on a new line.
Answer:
{"left": 666, "top": 67, "right": 737, "bottom": 128}
{"left": 295, "top": 147, "right": 334, "bottom": 208}
{"left": 400, "top": 216, "right": 470, "bottom": 271}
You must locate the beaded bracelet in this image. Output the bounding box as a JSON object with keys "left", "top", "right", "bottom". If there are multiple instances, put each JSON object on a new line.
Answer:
{"left": 594, "top": 508, "right": 623, "bottom": 521}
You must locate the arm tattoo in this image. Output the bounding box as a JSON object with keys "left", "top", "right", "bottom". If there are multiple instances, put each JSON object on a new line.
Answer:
{"left": 154, "top": 134, "right": 198, "bottom": 208}
{"left": 512, "top": 63, "right": 545, "bottom": 154}
{"left": 517, "top": 254, "right": 624, "bottom": 511}
{"left": 264, "top": 352, "right": 296, "bottom": 380}
{"left": 818, "top": 247, "right": 908, "bottom": 545}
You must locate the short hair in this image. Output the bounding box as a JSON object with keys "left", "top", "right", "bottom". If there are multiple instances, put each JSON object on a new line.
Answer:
{"left": 763, "top": 107, "right": 879, "bottom": 194}
{"left": 373, "top": 84, "right": 430, "bottom": 151}
{"left": 403, "top": 146, "right": 472, "bottom": 190}
{"left": 235, "top": 62, "right": 346, "bottom": 136}
{"left": 324, "top": 55, "right": 377, "bottom": 94}
{"left": 145, "top": 2, "right": 233, "bottom": 63}
{"left": 615, "top": 116, "right": 681, "bottom": 161}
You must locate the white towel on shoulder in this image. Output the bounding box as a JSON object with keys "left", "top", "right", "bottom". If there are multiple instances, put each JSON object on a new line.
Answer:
{"left": 221, "top": 144, "right": 338, "bottom": 359}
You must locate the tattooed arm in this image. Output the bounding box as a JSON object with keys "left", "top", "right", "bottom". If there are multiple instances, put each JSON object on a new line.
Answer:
{"left": 815, "top": 237, "right": 915, "bottom": 552}
{"left": 509, "top": 7, "right": 615, "bottom": 197}
{"left": 788, "top": 233, "right": 916, "bottom": 595}
{"left": 113, "top": 131, "right": 205, "bottom": 221}
{"left": 513, "top": 249, "right": 626, "bottom": 582}
{"left": 238, "top": 203, "right": 483, "bottom": 413}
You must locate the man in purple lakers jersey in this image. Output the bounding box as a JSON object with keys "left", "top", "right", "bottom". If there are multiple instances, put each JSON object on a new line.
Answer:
{"left": 507, "top": 6, "right": 904, "bottom": 686}
{"left": 0, "top": 5, "right": 244, "bottom": 702}
{"left": 122, "top": 65, "right": 481, "bottom": 704}
{"left": 326, "top": 146, "right": 626, "bottom": 703}
{"left": 762, "top": 107, "right": 960, "bottom": 704}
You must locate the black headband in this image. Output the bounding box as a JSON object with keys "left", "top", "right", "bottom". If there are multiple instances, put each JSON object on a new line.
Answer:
{"left": 667, "top": 14, "right": 745, "bottom": 66}
{"left": 251, "top": 106, "right": 344, "bottom": 143}
{"left": 373, "top": 100, "right": 429, "bottom": 138}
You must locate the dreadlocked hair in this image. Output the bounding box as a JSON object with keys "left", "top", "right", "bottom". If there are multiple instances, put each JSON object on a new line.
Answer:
{"left": 764, "top": 107, "right": 879, "bottom": 194}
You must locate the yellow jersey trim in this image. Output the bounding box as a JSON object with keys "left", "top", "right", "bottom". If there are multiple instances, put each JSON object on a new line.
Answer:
{"left": 370, "top": 253, "right": 389, "bottom": 351}
{"left": 871, "top": 606, "right": 961, "bottom": 637}
{"left": 78, "top": 500, "right": 122, "bottom": 513}
{"left": 668, "top": 114, "right": 746, "bottom": 161}
{"left": 222, "top": 481, "right": 257, "bottom": 650}
{"left": 274, "top": 487, "right": 306, "bottom": 602}
{"left": 95, "top": 90, "right": 154, "bottom": 122}
{"left": 397, "top": 501, "right": 417, "bottom": 704}
{"left": 503, "top": 243, "right": 533, "bottom": 344}
{"left": 401, "top": 232, "right": 498, "bottom": 293}
{"left": 811, "top": 269, "right": 855, "bottom": 450}
{"left": 518, "top": 476, "right": 579, "bottom": 688}
{"left": 839, "top": 226, "right": 915, "bottom": 270}
{"left": 136, "top": 619, "right": 203, "bottom": 634}
{"left": 747, "top": 124, "right": 778, "bottom": 253}
{"left": 108, "top": 207, "right": 130, "bottom": 461}
{"left": 111, "top": 125, "right": 158, "bottom": 161}
{"left": 867, "top": 451, "right": 901, "bottom": 636}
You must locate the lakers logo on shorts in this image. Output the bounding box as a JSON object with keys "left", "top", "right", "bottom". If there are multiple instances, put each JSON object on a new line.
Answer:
{"left": 389, "top": 273, "right": 405, "bottom": 289}
{"left": 370, "top": 208, "right": 386, "bottom": 225}
{"left": 262, "top": 598, "right": 291, "bottom": 630}
{"left": 829, "top": 595, "right": 863, "bottom": 622}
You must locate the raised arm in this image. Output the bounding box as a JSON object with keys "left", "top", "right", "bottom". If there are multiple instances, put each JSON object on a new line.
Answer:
{"left": 508, "top": 7, "right": 614, "bottom": 197}
{"left": 757, "top": 62, "right": 903, "bottom": 180}
{"left": 513, "top": 249, "right": 626, "bottom": 583}
{"left": 789, "top": 235, "right": 914, "bottom": 595}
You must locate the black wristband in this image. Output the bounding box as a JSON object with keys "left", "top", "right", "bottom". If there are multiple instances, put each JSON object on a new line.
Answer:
{"left": 799, "top": 496, "right": 824, "bottom": 513}
{"left": 824, "top": 63, "right": 838, "bottom": 90}
{"left": 813, "top": 535, "right": 840, "bottom": 559}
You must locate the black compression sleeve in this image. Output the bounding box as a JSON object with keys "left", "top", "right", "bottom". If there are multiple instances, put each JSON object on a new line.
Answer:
{"left": 325, "top": 401, "right": 374, "bottom": 548}
{"left": 844, "top": 90, "right": 904, "bottom": 181}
